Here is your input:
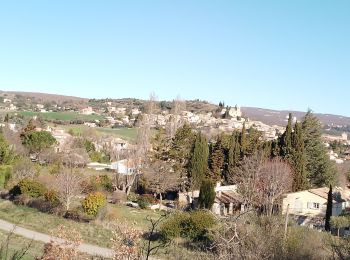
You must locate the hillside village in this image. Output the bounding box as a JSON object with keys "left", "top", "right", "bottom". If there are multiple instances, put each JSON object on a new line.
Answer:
{"left": 0, "top": 91, "right": 349, "bottom": 259}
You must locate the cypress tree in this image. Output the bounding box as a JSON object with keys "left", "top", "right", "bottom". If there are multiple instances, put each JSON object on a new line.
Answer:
{"left": 209, "top": 137, "right": 225, "bottom": 182}
{"left": 198, "top": 179, "right": 216, "bottom": 209}
{"left": 240, "top": 123, "right": 247, "bottom": 158}
{"left": 325, "top": 185, "right": 333, "bottom": 231}
{"left": 228, "top": 131, "right": 241, "bottom": 169}
{"left": 4, "top": 114, "right": 9, "bottom": 123}
{"left": 280, "top": 113, "right": 293, "bottom": 158}
{"left": 189, "top": 132, "right": 209, "bottom": 189}
{"left": 291, "top": 122, "right": 308, "bottom": 191}
{"left": 302, "top": 110, "right": 336, "bottom": 186}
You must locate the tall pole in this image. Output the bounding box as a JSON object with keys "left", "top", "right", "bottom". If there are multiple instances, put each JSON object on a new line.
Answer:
{"left": 284, "top": 204, "right": 290, "bottom": 240}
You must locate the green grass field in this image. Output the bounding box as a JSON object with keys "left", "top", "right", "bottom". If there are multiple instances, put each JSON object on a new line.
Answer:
{"left": 16, "top": 111, "right": 104, "bottom": 121}
{"left": 0, "top": 199, "right": 163, "bottom": 248}
{"left": 57, "top": 124, "right": 138, "bottom": 142}
{"left": 0, "top": 199, "right": 113, "bottom": 248}
{"left": 0, "top": 229, "right": 44, "bottom": 260}
{"left": 96, "top": 127, "right": 138, "bottom": 142}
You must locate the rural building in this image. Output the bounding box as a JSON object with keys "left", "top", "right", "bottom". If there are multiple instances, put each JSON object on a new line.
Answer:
{"left": 282, "top": 187, "right": 350, "bottom": 226}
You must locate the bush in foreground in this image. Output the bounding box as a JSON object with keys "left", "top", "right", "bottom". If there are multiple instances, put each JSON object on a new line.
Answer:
{"left": 82, "top": 192, "right": 106, "bottom": 216}
{"left": 10, "top": 179, "right": 47, "bottom": 198}
{"left": 160, "top": 210, "right": 215, "bottom": 242}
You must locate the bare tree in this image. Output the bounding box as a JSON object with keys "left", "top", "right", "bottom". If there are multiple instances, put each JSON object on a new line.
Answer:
{"left": 12, "top": 157, "right": 36, "bottom": 180}
{"left": 167, "top": 96, "right": 186, "bottom": 138}
{"left": 53, "top": 167, "right": 84, "bottom": 211}
{"left": 230, "top": 154, "right": 293, "bottom": 215}
{"left": 144, "top": 159, "right": 180, "bottom": 207}
{"left": 142, "top": 214, "right": 170, "bottom": 260}
{"left": 229, "top": 153, "right": 265, "bottom": 210}
{"left": 258, "top": 157, "right": 293, "bottom": 216}
{"left": 40, "top": 225, "right": 84, "bottom": 260}
{"left": 111, "top": 222, "right": 142, "bottom": 260}
{"left": 2, "top": 126, "right": 28, "bottom": 156}
{"left": 121, "top": 93, "right": 159, "bottom": 195}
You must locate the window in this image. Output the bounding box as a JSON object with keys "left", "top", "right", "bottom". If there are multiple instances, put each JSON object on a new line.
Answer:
{"left": 307, "top": 202, "right": 320, "bottom": 209}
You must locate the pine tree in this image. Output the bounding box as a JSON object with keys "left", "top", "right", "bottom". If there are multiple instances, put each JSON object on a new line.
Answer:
{"left": 302, "top": 110, "right": 336, "bottom": 186}
{"left": 325, "top": 185, "right": 333, "bottom": 231}
{"left": 291, "top": 122, "right": 308, "bottom": 191}
{"left": 198, "top": 179, "right": 216, "bottom": 209}
{"left": 209, "top": 137, "right": 225, "bottom": 182}
{"left": 169, "top": 124, "right": 196, "bottom": 190}
{"left": 189, "top": 132, "right": 209, "bottom": 189}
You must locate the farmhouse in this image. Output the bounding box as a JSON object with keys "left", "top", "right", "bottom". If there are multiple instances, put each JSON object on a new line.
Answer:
{"left": 178, "top": 183, "right": 242, "bottom": 216}
{"left": 282, "top": 187, "right": 350, "bottom": 226}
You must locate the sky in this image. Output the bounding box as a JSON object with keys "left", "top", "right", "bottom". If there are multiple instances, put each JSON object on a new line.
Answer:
{"left": 0, "top": 1, "right": 349, "bottom": 115}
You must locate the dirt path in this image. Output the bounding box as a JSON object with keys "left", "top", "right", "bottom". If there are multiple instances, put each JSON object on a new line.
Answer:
{"left": 0, "top": 219, "right": 114, "bottom": 258}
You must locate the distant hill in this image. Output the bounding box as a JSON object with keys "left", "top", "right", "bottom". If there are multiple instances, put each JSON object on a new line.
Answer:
{"left": 1, "top": 90, "right": 349, "bottom": 127}
{"left": 1, "top": 91, "right": 87, "bottom": 103}
{"left": 241, "top": 107, "right": 350, "bottom": 126}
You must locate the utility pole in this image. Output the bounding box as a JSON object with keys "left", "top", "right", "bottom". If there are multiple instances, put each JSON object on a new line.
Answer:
{"left": 284, "top": 204, "right": 290, "bottom": 240}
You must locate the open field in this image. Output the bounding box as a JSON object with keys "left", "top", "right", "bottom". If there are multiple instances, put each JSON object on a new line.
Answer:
{"left": 57, "top": 124, "right": 138, "bottom": 142}
{"left": 12, "top": 111, "right": 104, "bottom": 121}
{"left": 96, "top": 127, "right": 138, "bottom": 142}
{"left": 108, "top": 204, "right": 163, "bottom": 230}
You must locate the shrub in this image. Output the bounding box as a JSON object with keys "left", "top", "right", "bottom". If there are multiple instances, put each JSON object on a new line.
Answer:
{"left": 82, "top": 192, "right": 107, "bottom": 216}
{"left": 137, "top": 194, "right": 155, "bottom": 209}
{"left": 9, "top": 179, "right": 47, "bottom": 198}
{"left": 44, "top": 190, "right": 60, "bottom": 207}
{"left": 160, "top": 210, "right": 215, "bottom": 241}
{"left": 83, "top": 175, "right": 114, "bottom": 193}
{"left": 127, "top": 192, "right": 139, "bottom": 202}
{"left": 98, "top": 174, "right": 114, "bottom": 192}
{"left": 48, "top": 163, "right": 61, "bottom": 175}
{"left": 64, "top": 208, "right": 94, "bottom": 222}
{"left": 0, "top": 165, "right": 12, "bottom": 189}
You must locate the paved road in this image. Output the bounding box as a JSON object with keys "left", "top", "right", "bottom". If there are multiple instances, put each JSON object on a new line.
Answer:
{"left": 0, "top": 219, "right": 114, "bottom": 258}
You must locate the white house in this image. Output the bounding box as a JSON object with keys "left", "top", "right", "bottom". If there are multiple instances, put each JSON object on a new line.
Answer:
{"left": 111, "top": 159, "right": 137, "bottom": 175}
{"left": 178, "top": 183, "right": 242, "bottom": 216}
{"left": 282, "top": 187, "right": 349, "bottom": 220}
{"left": 80, "top": 107, "right": 94, "bottom": 115}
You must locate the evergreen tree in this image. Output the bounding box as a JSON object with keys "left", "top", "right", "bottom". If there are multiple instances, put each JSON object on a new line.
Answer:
{"left": 240, "top": 123, "right": 247, "bottom": 158}
{"left": 4, "top": 114, "right": 9, "bottom": 123}
{"left": 291, "top": 122, "right": 308, "bottom": 191}
{"left": 169, "top": 124, "right": 196, "bottom": 191}
{"left": 325, "top": 185, "right": 333, "bottom": 231}
{"left": 246, "top": 127, "right": 262, "bottom": 156}
{"left": 198, "top": 179, "right": 216, "bottom": 209}
{"left": 189, "top": 132, "right": 209, "bottom": 189}
{"left": 302, "top": 110, "right": 336, "bottom": 186}
{"left": 280, "top": 113, "right": 293, "bottom": 158}
{"left": 228, "top": 131, "right": 241, "bottom": 170}
{"left": 209, "top": 137, "right": 225, "bottom": 181}
{"left": 0, "top": 132, "right": 14, "bottom": 164}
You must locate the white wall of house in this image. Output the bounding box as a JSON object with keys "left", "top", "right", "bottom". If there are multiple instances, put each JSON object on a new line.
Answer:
{"left": 282, "top": 191, "right": 343, "bottom": 217}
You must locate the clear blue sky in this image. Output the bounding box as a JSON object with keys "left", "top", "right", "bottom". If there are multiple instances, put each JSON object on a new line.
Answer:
{"left": 0, "top": 1, "right": 349, "bottom": 115}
